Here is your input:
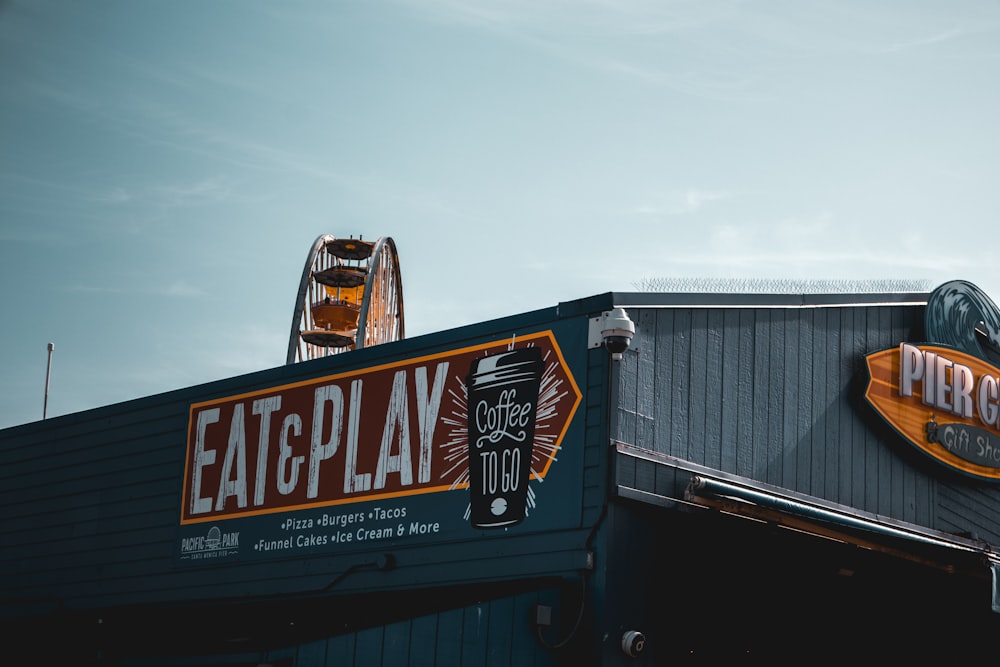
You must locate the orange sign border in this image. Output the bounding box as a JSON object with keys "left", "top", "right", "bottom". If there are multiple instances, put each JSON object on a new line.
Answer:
{"left": 180, "top": 330, "right": 583, "bottom": 524}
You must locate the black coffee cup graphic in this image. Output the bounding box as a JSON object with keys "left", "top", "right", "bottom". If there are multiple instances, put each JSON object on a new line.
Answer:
{"left": 467, "top": 347, "right": 544, "bottom": 528}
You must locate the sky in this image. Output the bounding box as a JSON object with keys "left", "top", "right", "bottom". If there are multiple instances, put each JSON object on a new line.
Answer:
{"left": 1, "top": 0, "right": 999, "bottom": 429}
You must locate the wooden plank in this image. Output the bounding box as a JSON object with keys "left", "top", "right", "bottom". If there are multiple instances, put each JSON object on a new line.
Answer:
{"left": 810, "top": 307, "right": 829, "bottom": 498}
{"left": 793, "top": 308, "right": 812, "bottom": 494}
{"left": 864, "top": 307, "right": 882, "bottom": 515}
{"left": 485, "top": 594, "right": 515, "bottom": 667}
{"left": 719, "top": 309, "right": 740, "bottom": 474}
{"left": 435, "top": 607, "right": 464, "bottom": 666}
{"left": 461, "top": 602, "right": 490, "bottom": 664}
{"left": 381, "top": 618, "right": 412, "bottom": 665}
{"left": 841, "top": 307, "right": 861, "bottom": 509}
{"left": 409, "top": 612, "right": 439, "bottom": 665}
{"left": 752, "top": 310, "right": 771, "bottom": 481}
{"left": 782, "top": 309, "right": 801, "bottom": 491}
{"left": 635, "top": 309, "right": 658, "bottom": 451}
{"left": 653, "top": 464, "right": 686, "bottom": 499}
{"left": 702, "top": 309, "right": 724, "bottom": 470}
{"left": 766, "top": 310, "right": 785, "bottom": 486}
{"left": 354, "top": 624, "right": 384, "bottom": 664}
{"left": 687, "top": 309, "right": 709, "bottom": 465}
{"left": 326, "top": 632, "right": 357, "bottom": 667}
{"left": 615, "top": 450, "right": 636, "bottom": 488}
{"left": 634, "top": 458, "right": 656, "bottom": 494}
{"left": 736, "top": 309, "right": 755, "bottom": 478}
{"left": 295, "top": 639, "right": 328, "bottom": 666}
{"left": 510, "top": 591, "right": 544, "bottom": 667}
{"left": 617, "top": 317, "right": 639, "bottom": 445}
{"left": 653, "top": 309, "right": 675, "bottom": 458}
{"left": 670, "top": 309, "right": 692, "bottom": 460}
{"left": 824, "top": 307, "right": 843, "bottom": 505}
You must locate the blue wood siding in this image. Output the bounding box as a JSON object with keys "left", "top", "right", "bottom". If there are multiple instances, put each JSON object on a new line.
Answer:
{"left": 1, "top": 294, "right": 615, "bottom": 664}
{"left": 115, "top": 588, "right": 561, "bottom": 667}
{"left": 615, "top": 303, "right": 1000, "bottom": 544}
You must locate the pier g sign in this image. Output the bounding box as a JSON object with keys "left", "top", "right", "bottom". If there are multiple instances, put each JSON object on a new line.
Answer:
{"left": 865, "top": 280, "right": 1000, "bottom": 481}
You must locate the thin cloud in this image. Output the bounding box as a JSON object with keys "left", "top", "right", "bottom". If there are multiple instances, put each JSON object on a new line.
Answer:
{"left": 28, "top": 78, "right": 320, "bottom": 182}
{"left": 644, "top": 216, "right": 974, "bottom": 277}
{"left": 90, "top": 178, "right": 241, "bottom": 211}
{"left": 159, "top": 281, "right": 206, "bottom": 298}
{"left": 152, "top": 178, "right": 233, "bottom": 207}
{"left": 880, "top": 27, "right": 967, "bottom": 54}
{"left": 633, "top": 189, "right": 736, "bottom": 216}
{"left": 412, "top": 0, "right": 743, "bottom": 36}
{"left": 583, "top": 55, "right": 764, "bottom": 101}
{"left": 65, "top": 280, "right": 205, "bottom": 298}
{"left": 64, "top": 284, "right": 130, "bottom": 295}
{"left": 91, "top": 188, "right": 132, "bottom": 205}
{"left": 0, "top": 228, "right": 62, "bottom": 242}
{"left": 409, "top": 0, "right": 763, "bottom": 101}
{"left": 26, "top": 81, "right": 101, "bottom": 115}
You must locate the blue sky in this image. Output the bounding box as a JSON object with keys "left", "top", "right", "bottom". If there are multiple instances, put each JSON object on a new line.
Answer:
{"left": 1, "top": 0, "right": 999, "bottom": 428}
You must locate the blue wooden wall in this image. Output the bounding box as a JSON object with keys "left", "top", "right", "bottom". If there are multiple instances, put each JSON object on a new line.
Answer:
{"left": 0, "top": 294, "right": 618, "bottom": 665}
{"left": 613, "top": 299, "right": 1000, "bottom": 544}
{"left": 257, "top": 589, "right": 561, "bottom": 667}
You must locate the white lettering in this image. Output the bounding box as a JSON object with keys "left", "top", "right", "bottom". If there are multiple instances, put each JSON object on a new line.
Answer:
{"left": 953, "top": 362, "right": 975, "bottom": 418}
{"left": 474, "top": 388, "right": 532, "bottom": 448}
{"left": 375, "top": 370, "right": 413, "bottom": 489}
{"left": 278, "top": 412, "right": 304, "bottom": 495}
{"left": 408, "top": 521, "right": 440, "bottom": 535}
{"left": 189, "top": 356, "right": 461, "bottom": 514}
{"left": 899, "top": 343, "right": 924, "bottom": 398}
{"left": 979, "top": 375, "right": 1000, "bottom": 427}
{"left": 343, "top": 379, "right": 371, "bottom": 493}
{"left": 935, "top": 354, "right": 954, "bottom": 411}
{"left": 923, "top": 351, "right": 937, "bottom": 407}
{"left": 251, "top": 396, "right": 281, "bottom": 506}
{"left": 215, "top": 403, "right": 248, "bottom": 511}
{"left": 191, "top": 408, "right": 220, "bottom": 515}
{"left": 479, "top": 448, "right": 521, "bottom": 496}
{"left": 414, "top": 363, "right": 448, "bottom": 484}
{"left": 309, "top": 385, "right": 344, "bottom": 498}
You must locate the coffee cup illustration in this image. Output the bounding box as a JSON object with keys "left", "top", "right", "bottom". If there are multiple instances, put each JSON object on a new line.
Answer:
{"left": 466, "top": 347, "right": 544, "bottom": 528}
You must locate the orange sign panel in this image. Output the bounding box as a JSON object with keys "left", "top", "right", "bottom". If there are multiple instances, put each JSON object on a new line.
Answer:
{"left": 865, "top": 343, "right": 1000, "bottom": 480}
{"left": 181, "top": 331, "right": 582, "bottom": 524}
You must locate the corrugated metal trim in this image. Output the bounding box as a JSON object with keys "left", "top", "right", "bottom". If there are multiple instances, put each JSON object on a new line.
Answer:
{"left": 610, "top": 290, "right": 929, "bottom": 309}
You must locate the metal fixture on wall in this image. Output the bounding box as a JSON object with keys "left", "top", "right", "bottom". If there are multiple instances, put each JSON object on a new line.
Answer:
{"left": 587, "top": 307, "right": 636, "bottom": 360}
{"left": 621, "top": 630, "right": 646, "bottom": 658}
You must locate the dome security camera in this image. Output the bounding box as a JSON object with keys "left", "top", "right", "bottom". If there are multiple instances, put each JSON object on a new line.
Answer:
{"left": 621, "top": 630, "right": 646, "bottom": 657}
{"left": 601, "top": 307, "right": 635, "bottom": 360}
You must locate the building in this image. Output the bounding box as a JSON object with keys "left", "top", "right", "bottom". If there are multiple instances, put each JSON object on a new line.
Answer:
{"left": 4, "top": 280, "right": 1000, "bottom": 665}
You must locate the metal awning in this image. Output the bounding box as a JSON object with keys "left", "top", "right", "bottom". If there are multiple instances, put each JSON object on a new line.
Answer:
{"left": 614, "top": 442, "right": 1000, "bottom": 612}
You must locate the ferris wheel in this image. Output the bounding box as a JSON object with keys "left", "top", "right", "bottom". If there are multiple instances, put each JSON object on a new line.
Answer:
{"left": 286, "top": 234, "right": 405, "bottom": 364}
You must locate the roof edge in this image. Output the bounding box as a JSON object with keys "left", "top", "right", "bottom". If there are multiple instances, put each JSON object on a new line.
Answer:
{"left": 610, "top": 290, "right": 931, "bottom": 309}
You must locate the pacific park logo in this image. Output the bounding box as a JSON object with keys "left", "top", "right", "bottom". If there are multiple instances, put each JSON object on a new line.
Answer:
{"left": 865, "top": 280, "right": 1000, "bottom": 481}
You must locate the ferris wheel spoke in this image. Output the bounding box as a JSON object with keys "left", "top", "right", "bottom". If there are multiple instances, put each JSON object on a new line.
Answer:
{"left": 286, "top": 235, "right": 405, "bottom": 364}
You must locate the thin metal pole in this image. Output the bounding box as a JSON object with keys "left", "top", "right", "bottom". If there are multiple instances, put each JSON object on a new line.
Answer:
{"left": 43, "top": 342, "right": 54, "bottom": 419}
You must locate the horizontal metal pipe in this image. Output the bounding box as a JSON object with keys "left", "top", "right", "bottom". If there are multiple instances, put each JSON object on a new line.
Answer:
{"left": 688, "top": 475, "right": 983, "bottom": 555}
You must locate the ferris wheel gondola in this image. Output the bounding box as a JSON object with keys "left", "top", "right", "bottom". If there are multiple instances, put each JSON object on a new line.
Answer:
{"left": 286, "top": 234, "right": 404, "bottom": 364}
